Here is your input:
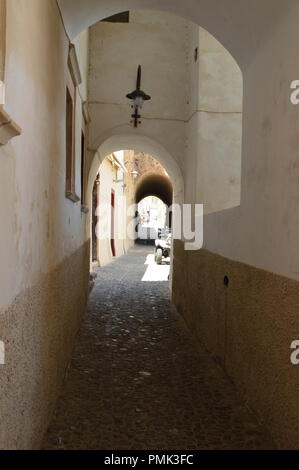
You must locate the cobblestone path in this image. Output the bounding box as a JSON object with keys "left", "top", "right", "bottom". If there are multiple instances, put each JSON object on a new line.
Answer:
{"left": 44, "top": 246, "right": 274, "bottom": 450}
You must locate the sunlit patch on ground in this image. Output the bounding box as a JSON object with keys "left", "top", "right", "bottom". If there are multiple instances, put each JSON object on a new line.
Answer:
{"left": 142, "top": 253, "right": 170, "bottom": 282}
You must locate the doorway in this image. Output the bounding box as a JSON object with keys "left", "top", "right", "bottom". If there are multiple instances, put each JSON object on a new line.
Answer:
{"left": 111, "top": 189, "right": 116, "bottom": 257}
{"left": 92, "top": 174, "right": 99, "bottom": 262}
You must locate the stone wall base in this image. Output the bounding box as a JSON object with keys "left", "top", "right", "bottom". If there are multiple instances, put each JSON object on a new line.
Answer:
{"left": 0, "top": 241, "right": 90, "bottom": 449}
{"left": 172, "top": 240, "right": 299, "bottom": 449}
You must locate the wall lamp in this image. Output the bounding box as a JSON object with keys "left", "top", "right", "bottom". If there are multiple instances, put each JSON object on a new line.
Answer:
{"left": 126, "top": 65, "right": 151, "bottom": 128}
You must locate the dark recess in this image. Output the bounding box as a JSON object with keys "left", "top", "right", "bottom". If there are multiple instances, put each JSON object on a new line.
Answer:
{"left": 102, "top": 12, "right": 130, "bottom": 23}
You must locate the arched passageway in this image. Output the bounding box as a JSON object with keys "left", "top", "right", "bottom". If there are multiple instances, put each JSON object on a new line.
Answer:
{"left": 135, "top": 173, "right": 173, "bottom": 207}
{"left": 2, "top": 0, "right": 299, "bottom": 452}
{"left": 135, "top": 173, "right": 173, "bottom": 244}
{"left": 58, "top": 0, "right": 293, "bottom": 70}
{"left": 86, "top": 134, "right": 184, "bottom": 210}
{"left": 86, "top": 134, "right": 184, "bottom": 267}
{"left": 88, "top": 140, "right": 176, "bottom": 267}
{"left": 46, "top": 3, "right": 299, "bottom": 450}
{"left": 44, "top": 122, "right": 273, "bottom": 449}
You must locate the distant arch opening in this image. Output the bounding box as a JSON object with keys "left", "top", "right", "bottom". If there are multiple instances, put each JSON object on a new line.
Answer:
{"left": 87, "top": 140, "right": 180, "bottom": 272}
{"left": 135, "top": 173, "right": 173, "bottom": 207}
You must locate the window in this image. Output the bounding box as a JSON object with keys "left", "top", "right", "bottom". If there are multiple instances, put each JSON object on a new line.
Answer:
{"left": 81, "top": 102, "right": 90, "bottom": 213}
{"left": 0, "top": 0, "right": 21, "bottom": 145}
{"left": 65, "top": 86, "right": 73, "bottom": 197}
{"left": 111, "top": 190, "right": 116, "bottom": 257}
{"left": 92, "top": 174, "right": 99, "bottom": 262}
{"left": 65, "top": 43, "right": 81, "bottom": 203}
{"left": 81, "top": 129, "right": 86, "bottom": 205}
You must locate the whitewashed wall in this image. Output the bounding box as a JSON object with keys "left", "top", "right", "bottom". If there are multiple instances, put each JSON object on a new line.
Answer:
{"left": 96, "top": 156, "right": 128, "bottom": 266}
{"left": 87, "top": 10, "right": 243, "bottom": 220}
{"left": 0, "top": 0, "right": 89, "bottom": 313}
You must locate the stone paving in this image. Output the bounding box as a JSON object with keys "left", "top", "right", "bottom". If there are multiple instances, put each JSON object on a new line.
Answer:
{"left": 44, "top": 246, "right": 274, "bottom": 450}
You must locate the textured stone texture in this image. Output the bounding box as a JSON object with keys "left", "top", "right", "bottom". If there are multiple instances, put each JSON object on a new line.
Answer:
{"left": 129, "top": 152, "right": 167, "bottom": 183}
{"left": 0, "top": 241, "right": 90, "bottom": 449}
{"left": 172, "top": 240, "right": 299, "bottom": 449}
{"left": 44, "top": 246, "right": 273, "bottom": 450}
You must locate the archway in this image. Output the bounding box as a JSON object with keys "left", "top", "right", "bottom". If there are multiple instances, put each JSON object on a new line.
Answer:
{"left": 83, "top": 8, "right": 243, "bottom": 216}
{"left": 87, "top": 134, "right": 183, "bottom": 205}
{"left": 135, "top": 172, "right": 173, "bottom": 242}
{"left": 57, "top": 0, "right": 292, "bottom": 71}
{"left": 86, "top": 134, "right": 183, "bottom": 273}
{"left": 86, "top": 133, "right": 184, "bottom": 242}
{"left": 135, "top": 173, "right": 173, "bottom": 207}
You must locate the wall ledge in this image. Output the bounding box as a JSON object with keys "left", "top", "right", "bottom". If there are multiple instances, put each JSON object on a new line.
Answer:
{"left": 81, "top": 204, "right": 89, "bottom": 214}
{"left": 82, "top": 101, "right": 91, "bottom": 124}
{"left": 0, "top": 105, "right": 21, "bottom": 145}
{"left": 66, "top": 190, "right": 80, "bottom": 203}
{"left": 68, "top": 44, "right": 82, "bottom": 88}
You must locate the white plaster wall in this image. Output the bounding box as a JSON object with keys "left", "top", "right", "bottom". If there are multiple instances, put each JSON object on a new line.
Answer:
{"left": 97, "top": 157, "right": 127, "bottom": 266}
{"left": 184, "top": 24, "right": 243, "bottom": 213}
{"left": 58, "top": 0, "right": 297, "bottom": 72}
{"left": 0, "top": 0, "right": 5, "bottom": 82}
{"left": 203, "top": 2, "right": 299, "bottom": 282}
{"left": 59, "top": 0, "right": 299, "bottom": 281}
{"left": 87, "top": 11, "right": 242, "bottom": 216}
{"left": 184, "top": 22, "right": 200, "bottom": 205}
{"left": 88, "top": 11, "right": 188, "bottom": 171}
{"left": 197, "top": 29, "right": 243, "bottom": 214}
{"left": 0, "top": 0, "right": 89, "bottom": 312}
{"left": 97, "top": 160, "right": 114, "bottom": 266}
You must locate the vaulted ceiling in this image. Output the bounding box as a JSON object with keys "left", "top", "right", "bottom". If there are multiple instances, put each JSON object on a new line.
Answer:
{"left": 135, "top": 173, "right": 173, "bottom": 206}
{"left": 58, "top": 0, "right": 297, "bottom": 68}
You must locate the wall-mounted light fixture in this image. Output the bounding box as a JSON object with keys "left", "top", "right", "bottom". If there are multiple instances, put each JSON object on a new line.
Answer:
{"left": 126, "top": 65, "right": 151, "bottom": 128}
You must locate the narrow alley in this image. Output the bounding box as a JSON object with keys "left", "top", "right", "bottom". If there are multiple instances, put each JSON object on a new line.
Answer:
{"left": 44, "top": 247, "right": 273, "bottom": 450}
{"left": 2, "top": 0, "right": 299, "bottom": 455}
